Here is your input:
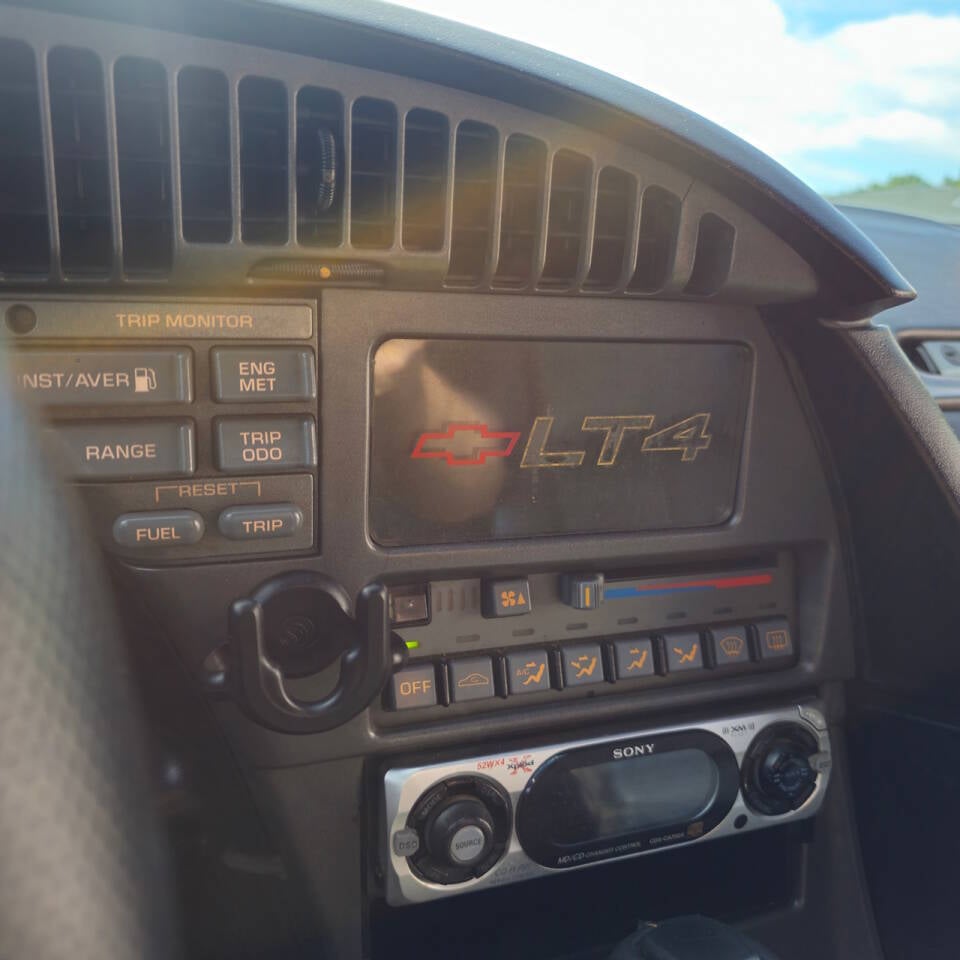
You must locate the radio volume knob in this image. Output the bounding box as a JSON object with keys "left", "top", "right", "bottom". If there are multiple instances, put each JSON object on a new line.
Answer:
{"left": 741, "top": 723, "right": 821, "bottom": 816}
{"left": 405, "top": 776, "right": 512, "bottom": 885}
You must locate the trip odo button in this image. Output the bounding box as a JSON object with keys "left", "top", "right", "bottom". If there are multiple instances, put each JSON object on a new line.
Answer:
{"left": 214, "top": 416, "right": 317, "bottom": 473}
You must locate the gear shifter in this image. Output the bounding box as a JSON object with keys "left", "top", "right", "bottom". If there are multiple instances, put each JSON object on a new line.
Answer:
{"left": 608, "top": 916, "right": 782, "bottom": 960}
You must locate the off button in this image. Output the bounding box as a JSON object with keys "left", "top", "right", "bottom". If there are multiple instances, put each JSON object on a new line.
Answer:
{"left": 214, "top": 416, "right": 317, "bottom": 474}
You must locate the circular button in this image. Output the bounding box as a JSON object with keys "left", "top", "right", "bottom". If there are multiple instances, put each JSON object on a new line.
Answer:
{"left": 448, "top": 824, "right": 488, "bottom": 865}
{"left": 741, "top": 723, "right": 821, "bottom": 816}
{"left": 5, "top": 303, "right": 36, "bottom": 335}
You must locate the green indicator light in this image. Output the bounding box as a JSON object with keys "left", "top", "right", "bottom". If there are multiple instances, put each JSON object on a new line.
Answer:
{"left": 404, "top": 640, "right": 420, "bottom": 650}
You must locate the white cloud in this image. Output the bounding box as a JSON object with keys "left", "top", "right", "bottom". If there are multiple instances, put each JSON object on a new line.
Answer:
{"left": 386, "top": 0, "right": 960, "bottom": 189}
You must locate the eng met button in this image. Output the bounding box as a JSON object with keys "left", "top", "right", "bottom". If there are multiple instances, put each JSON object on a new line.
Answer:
{"left": 214, "top": 416, "right": 317, "bottom": 473}
{"left": 113, "top": 510, "right": 204, "bottom": 548}
{"left": 211, "top": 347, "right": 316, "bottom": 402}
{"left": 48, "top": 419, "right": 195, "bottom": 479}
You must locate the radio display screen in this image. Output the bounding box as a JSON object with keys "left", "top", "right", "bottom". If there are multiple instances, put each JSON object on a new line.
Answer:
{"left": 553, "top": 749, "right": 720, "bottom": 843}
{"left": 370, "top": 338, "right": 752, "bottom": 546}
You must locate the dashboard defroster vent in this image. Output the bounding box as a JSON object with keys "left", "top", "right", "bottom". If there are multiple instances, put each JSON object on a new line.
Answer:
{"left": 447, "top": 121, "right": 497, "bottom": 285}
{"left": 48, "top": 47, "right": 111, "bottom": 275}
{"left": 351, "top": 97, "right": 397, "bottom": 249}
{"left": 584, "top": 167, "right": 635, "bottom": 290}
{"left": 629, "top": 185, "right": 681, "bottom": 293}
{"left": 296, "top": 86, "right": 343, "bottom": 247}
{"left": 239, "top": 76, "right": 288, "bottom": 245}
{"left": 178, "top": 67, "right": 231, "bottom": 244}
{"left": 494, "top": 134, "right": 546, "bottom": 287}
{"left": 114, "top": 57, "right": 173, "bottom": 275}
{"left": 402, "top": 108, "right": 448, "bottom": 251}
{"left": 0, "top": 39, "right": 49, "bottom": 276}
{"left": 541, "top": 149, "right": 592, "bottom": 288}
{"left": 685, "top": 212, "right": 735, "bottom": 296}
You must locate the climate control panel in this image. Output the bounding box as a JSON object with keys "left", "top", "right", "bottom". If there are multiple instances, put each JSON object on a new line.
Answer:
{"left": 383, "top": 556, "right": 797, "bottom": 716}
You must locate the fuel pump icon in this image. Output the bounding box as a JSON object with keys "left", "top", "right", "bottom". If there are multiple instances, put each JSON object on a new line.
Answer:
{"left": 133, "top": 367, "right": 157, "bottom": 393}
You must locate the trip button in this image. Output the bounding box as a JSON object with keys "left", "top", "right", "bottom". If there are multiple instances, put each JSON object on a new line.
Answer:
{"left": 664, "top": 631, "right": 704, "bottom": 673}
{"left": 48, "top": 419, "right": 195, "bottom": 479}
{"left": 711, "top": 625, "right": 751, "bottom": 666}
{"left": 113, "top": 510, "right": 204, "bottom": 548}
{"left": 506, "top": 651, "right": 550, "bottom": 695}
{"left": 391, "top": 664, "right": 438, "bottom": 710}
{"left": 757, "top": 618, "right": 795, "bottom": 660}
{"left": 214, "top": 416, "right": 317, "bottom": 473}
{"left": 211, "top": 347, "right": 316, "bottom": 402}
{"left": 613, "top": 637, "right": 656, "bottom": 679}
{"left": 562, "top": 643, "right": 604, "bottom": 687}
{"left": 449, "top": 657, "right": 496, "bottom": 702}
{"left": 218, "top": 503, "right": 303, "bottom": 540}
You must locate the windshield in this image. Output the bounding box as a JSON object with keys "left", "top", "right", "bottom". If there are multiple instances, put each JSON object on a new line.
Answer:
{"left": 388, "top": 0, "right": 960, "bottom": 224}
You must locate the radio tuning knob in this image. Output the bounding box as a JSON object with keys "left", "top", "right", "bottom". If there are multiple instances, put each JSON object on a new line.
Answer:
{"left": 426, "top": 797, "right": 495, "bottom": 868}
{"left": 741, "top": 723, "right": 821, "bottom": 816}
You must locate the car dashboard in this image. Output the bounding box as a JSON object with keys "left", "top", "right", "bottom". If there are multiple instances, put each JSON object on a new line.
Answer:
{"left": 1, "top": 3, "right": 955, "bottom": 960}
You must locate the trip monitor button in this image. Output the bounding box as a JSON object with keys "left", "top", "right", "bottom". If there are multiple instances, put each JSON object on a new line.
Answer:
{"left": 48, "top": 420, "right": 195, "bottom": 479}
{"left": 218, "top": 503, "right": 303, "bottom": 540}
{"left": 10, "top": 348, "right": 193, "bottom": 406}
{"left": 113, "top": 510, "right": 205, "bottom": 547}
{"left": 210, "top": 347, "right": 317, "bottom": 402}
{"left": 449, "top": 657, "right": 496, "bottom": 702}
{"left": 214, "top": 416, "right": 317, "bottom": 473}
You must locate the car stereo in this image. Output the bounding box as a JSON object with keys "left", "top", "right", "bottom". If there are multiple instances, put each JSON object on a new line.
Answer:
{"left": 382, "top": 704, "right": 831, "bottom": 905}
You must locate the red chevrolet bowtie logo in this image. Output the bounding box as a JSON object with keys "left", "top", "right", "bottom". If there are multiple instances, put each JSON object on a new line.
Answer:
{"left": 410, "top": 423, "right": 521, "bottom": 466}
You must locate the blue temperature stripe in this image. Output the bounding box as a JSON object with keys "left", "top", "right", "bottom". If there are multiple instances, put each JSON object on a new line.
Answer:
{"left": 606, "top": 585, "right": 707, "bottom": 599}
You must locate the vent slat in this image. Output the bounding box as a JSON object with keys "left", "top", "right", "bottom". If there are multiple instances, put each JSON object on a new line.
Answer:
{"left": 49, "top": 47, "right": 111, "bottom": 276}
{"left": 239, "top": 76, "right": 288, "bottom": 245}
{"left": 350, "top": 97, "right": 397, "bottom": 249}
{"left": 493, "top": 134, "right": 545, "bottom": 287}
{"left": 296, "top": 86, "right": 343, "bottom": 247}
{"left": 445, "top": 123, "right": 500, "bottom": 285}
{"left": 584, "top": 167, "right": 635, "bottom": 290}
{"left": 402, "top": 108, "right": 448, "bottom": 251}
{"left": 0, "top": 39, "right": 49, "bottom": 275}
{"left": 178, "top": 67, "right": 231, "bottom": 243}
{"left": 685, "top": 213, "right": 735, "bottom": 296}
{"left": 628, "top": 185, "right": 681, "bottom": 293}
{"left": 114, "top": 57, "right": 172, "bottom": 275}
{"left": 541, "top": 150, "right": 591, "bottom": 288}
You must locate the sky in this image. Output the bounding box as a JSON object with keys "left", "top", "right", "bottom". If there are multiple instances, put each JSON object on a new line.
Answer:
{"left": 385, "top": 0, "right": 960, "bottom": 195}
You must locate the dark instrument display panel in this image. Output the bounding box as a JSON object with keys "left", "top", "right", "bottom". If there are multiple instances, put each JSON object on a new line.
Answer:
{"left": 370, "top": 338, "right": 753, "bottom": 545}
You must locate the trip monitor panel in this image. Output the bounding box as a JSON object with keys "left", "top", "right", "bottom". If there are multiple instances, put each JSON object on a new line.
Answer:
{"left": 370, "top": 338, "right": 753, "bottom": 546}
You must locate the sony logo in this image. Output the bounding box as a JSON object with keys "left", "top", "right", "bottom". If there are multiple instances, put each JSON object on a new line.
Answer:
{"left": 612, "top": 743, "right": 656, "bottom": 759}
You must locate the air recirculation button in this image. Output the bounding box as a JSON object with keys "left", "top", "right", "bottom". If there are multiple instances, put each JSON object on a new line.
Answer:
{"left": 405, "top": 776, "right": 511, "bottom": 885}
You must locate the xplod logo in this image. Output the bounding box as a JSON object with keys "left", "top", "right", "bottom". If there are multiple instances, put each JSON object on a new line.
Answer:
{"left": 410, "top": 414, "right": 712, "bottom": 468}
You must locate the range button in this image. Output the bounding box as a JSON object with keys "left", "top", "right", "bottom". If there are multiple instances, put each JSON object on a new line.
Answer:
{"left": 218, "top": 503, "right": 304, "bottom": 540}
{"left": 211, "top": 347, "right": 316, "bottom": 402}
